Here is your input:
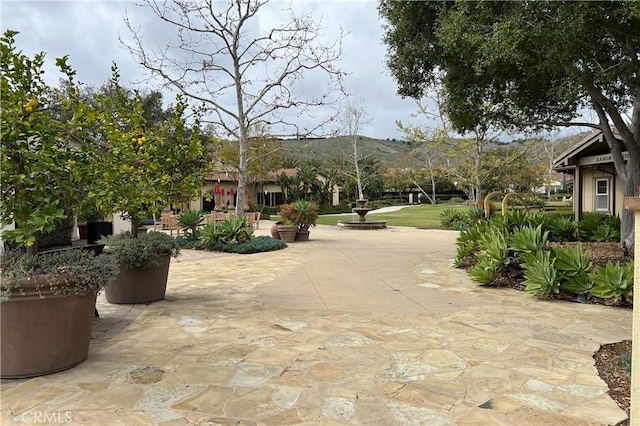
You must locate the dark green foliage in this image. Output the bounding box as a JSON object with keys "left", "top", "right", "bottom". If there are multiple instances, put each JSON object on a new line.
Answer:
{"left": 209, "top": 236, "right": 287, "bottom": 254}
{"left": 547, "top": 217, "right": 578, "bottom": 242}
{"left": 440, "top": 208, "right": 468, "bottom": 230}
{"left": 455, "top": 209, "right": 631, "bottom": 301}
{"left": 454, "top": 223, "right": 487, "bottom": 267}
{"left": 578, "top": 213, "right": 620, "bottom": 242}
{"left": 0, "top": 248, "right": 119, "bottom": 301}
{"left": 589, "top": 262, "right": 634, "bottom": 301}
{"left": 100, "top": 231, "right": 180, "bottom": 269}
{"left": 34, "top": 215, "right": 74, "bottom": 249}
{"left": 175, "top": 236, "right": 203, "bottom": 249}
{"left": 466, "top": 224, "right": 510, "bottom": 285}
{"left": 541, "top": 211, "right": 575, "bottom": 221}
{"left": 590, "top": 225, "right": 620, "bottom": 242}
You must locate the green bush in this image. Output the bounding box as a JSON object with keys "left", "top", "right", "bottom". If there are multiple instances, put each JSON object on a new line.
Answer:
{"left": 440, "top": 208, "right": 469, "bottom": 230}
{"left": 100, "top": 231, "right": 180, "bottom": 269}
{"left": 35, "top": 215, "right": 74, "bottom": 249}
{"left": 209, "top": 235, "right": 287, "bottom": 254}
{"left": 547, "top": 217, "right": 578, "bottom": 242}
{"left": 577, "top": 212, "right": 619, "bottom": 242}
{"left": 175, "top": 236, "right": 203, "bottom": 249}
{"left": 455, "top": 209, "right": 632, "bottom": 302}
{"left": 1, "top": 248, "right": 119, "bottom": 302}
{"left": 454, "top": 223, "right": 487, "bottom": 267}
{"left": 468, "top": 260, "right": 500, "bottom": 285}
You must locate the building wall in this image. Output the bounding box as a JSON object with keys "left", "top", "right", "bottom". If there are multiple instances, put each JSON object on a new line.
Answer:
{"left": 580, "top": 166, "right": 625, "bottom": 216}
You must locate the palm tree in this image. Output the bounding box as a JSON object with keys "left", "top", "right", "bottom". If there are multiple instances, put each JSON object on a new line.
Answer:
{"left": 297, "top": 164, "right": 317, "bottom": 200}
{"left": 275, "top": 171, "right": 291, "bottom": 203}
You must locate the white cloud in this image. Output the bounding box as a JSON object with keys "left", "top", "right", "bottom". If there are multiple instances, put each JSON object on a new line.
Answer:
{"left": 1, "top": 0, "right": 430, "bottom": 139}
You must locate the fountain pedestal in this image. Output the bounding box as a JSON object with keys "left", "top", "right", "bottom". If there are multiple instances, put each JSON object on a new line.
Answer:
{"left": 337, "top": 199, "right": 387, "bottom": 230}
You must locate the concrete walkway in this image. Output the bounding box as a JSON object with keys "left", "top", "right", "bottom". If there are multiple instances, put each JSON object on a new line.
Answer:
{"left": 0, "top": 223, "right": 633, "bottom": 425}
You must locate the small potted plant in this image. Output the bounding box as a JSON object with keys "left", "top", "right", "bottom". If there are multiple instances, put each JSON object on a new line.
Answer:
{"left": 279, "top": 200, "right": 319, "bottom": 241}
{"left": 100, "top": 231, "right": 180, "bottom": 304}
{"left": 275, "top": 219, "right": 298, "bottom": 243}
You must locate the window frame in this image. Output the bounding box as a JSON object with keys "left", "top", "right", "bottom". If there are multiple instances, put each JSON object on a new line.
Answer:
{"left": 594, "top": 177, "right": 610, "bottom": 212}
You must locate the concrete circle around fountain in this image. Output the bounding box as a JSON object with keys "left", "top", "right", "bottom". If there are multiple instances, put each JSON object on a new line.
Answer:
{"left": 337, "top": 220, "right": 387, "bottom": 229}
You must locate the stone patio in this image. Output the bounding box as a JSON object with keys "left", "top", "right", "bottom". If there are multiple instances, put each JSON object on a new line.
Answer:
{"left": 0, "top": 223, "right": 633, "bottom": 425}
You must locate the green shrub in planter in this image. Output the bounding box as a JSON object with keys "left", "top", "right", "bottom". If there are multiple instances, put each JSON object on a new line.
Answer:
{"left": 0, "top": 249, "right": 119, "bottom": 302}
{"left": 100, "top": 231, "right": 180, "bottom": 269}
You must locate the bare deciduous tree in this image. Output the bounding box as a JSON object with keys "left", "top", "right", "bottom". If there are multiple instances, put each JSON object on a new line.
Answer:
{"left": 123, "top": 0, "right": 345, "bottom": 215}
{"left": 338, "top": 98, "right": 371, "bottom": 201}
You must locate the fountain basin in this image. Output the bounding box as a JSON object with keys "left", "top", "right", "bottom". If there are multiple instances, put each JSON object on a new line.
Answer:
{"left": 337, "top": 220, "right": 387, "bottom": 230}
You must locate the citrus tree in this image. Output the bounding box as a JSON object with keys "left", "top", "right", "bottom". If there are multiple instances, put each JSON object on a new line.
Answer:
{"left": 0, "top": 30, "right": 95, "bottom": 253}
{"left": 91, "top": 65, "right": 210, "bottom": 234}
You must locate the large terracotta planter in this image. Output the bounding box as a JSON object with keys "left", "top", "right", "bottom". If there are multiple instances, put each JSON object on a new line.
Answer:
{"left": 295, "top": 230, "right": 310, "bottom": 241}
{"left": 0, "top": 276, "right": 97, "bottom": 378}
{"left": 105, "top": 256, "right": 171, "bottom": 304}
{"left": 270, "top": 223, "right": 281, "bottom": 239}
{"left": 276, "top": 225, "right": 297, "bottom": 243}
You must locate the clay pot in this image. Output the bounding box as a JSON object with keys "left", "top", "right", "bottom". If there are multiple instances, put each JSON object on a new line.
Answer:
{"left": 270, "top": 223, "right": 281, "bottom": 239}
{"left": 276, "top": 225, "right": 297, "bottom": 243}
{"left": 0, "top": 276, "right": 97, "bottom": 378}
{"left": 105, "top": 256, "right": 170, "bottom": 304}
{"left": 295, "top": 230, "right": 310, "bottom": 241}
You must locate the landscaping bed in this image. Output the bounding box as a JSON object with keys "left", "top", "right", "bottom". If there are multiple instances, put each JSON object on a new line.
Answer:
{"left": 488, "top": 241, "right": 633, "bottom": 421}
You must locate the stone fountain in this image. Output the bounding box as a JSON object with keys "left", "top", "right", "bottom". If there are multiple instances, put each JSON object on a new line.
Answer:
{"left": 337, "top": 199, "right": 387, "bottom": 230}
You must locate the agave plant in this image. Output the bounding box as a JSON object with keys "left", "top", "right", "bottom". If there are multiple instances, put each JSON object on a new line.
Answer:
{"left": 589, "top": 261, "right": 634, "bottom": 301}
{"left": 547, "top": 217, "right": 577, "bottom": 242}
{"left": 521, "top": 250, "right": 559, "bottom": 297}
{"left": 510, "top": 225, "right": 549, "bottom": 256}
{"left": 178, "top": 210, "right": 204, "bottom": 239}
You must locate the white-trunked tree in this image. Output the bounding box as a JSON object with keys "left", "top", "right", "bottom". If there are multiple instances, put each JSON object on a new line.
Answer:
{"left": 124, "top": 0, "right": 346, "bottom": 216}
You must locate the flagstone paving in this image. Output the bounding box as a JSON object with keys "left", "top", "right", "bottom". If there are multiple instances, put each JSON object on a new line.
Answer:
{"left": 0, "top": 223, "right": 633, "bottom": 425}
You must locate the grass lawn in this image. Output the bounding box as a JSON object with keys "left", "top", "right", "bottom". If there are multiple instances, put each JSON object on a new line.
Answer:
{"left": 316, "top": 204, "right": 469, "bottom": 228}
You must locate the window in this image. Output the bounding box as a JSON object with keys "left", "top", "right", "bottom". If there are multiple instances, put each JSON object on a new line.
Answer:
{"left": 595, "top": 178, "right": 610, "bottom": 212}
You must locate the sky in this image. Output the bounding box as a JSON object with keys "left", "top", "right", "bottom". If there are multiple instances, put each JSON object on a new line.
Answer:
{"left": 2, "top": 0, "right": 589, "bottom": 142}
{"left": 1, "top": 0, "right": 435, "bottom": 140}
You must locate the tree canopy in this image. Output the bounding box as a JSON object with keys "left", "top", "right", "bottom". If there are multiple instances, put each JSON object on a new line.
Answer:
{"left": 380, "top": 0, "right": 640, "bottom": 241}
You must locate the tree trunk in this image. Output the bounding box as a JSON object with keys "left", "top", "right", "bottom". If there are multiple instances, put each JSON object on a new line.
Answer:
{"left": 130, "top": 217, "right": 140, "bottom": 236}
{"left": 622, "top": 158, "right": 639, "bottom": 246}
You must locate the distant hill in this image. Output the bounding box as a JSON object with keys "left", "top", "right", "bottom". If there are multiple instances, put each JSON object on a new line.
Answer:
{"left": 277, "top": 131, "right": 591, "bottom": 167}
{"left": 279, "top": 135, "right": 413, "bottom": 164}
